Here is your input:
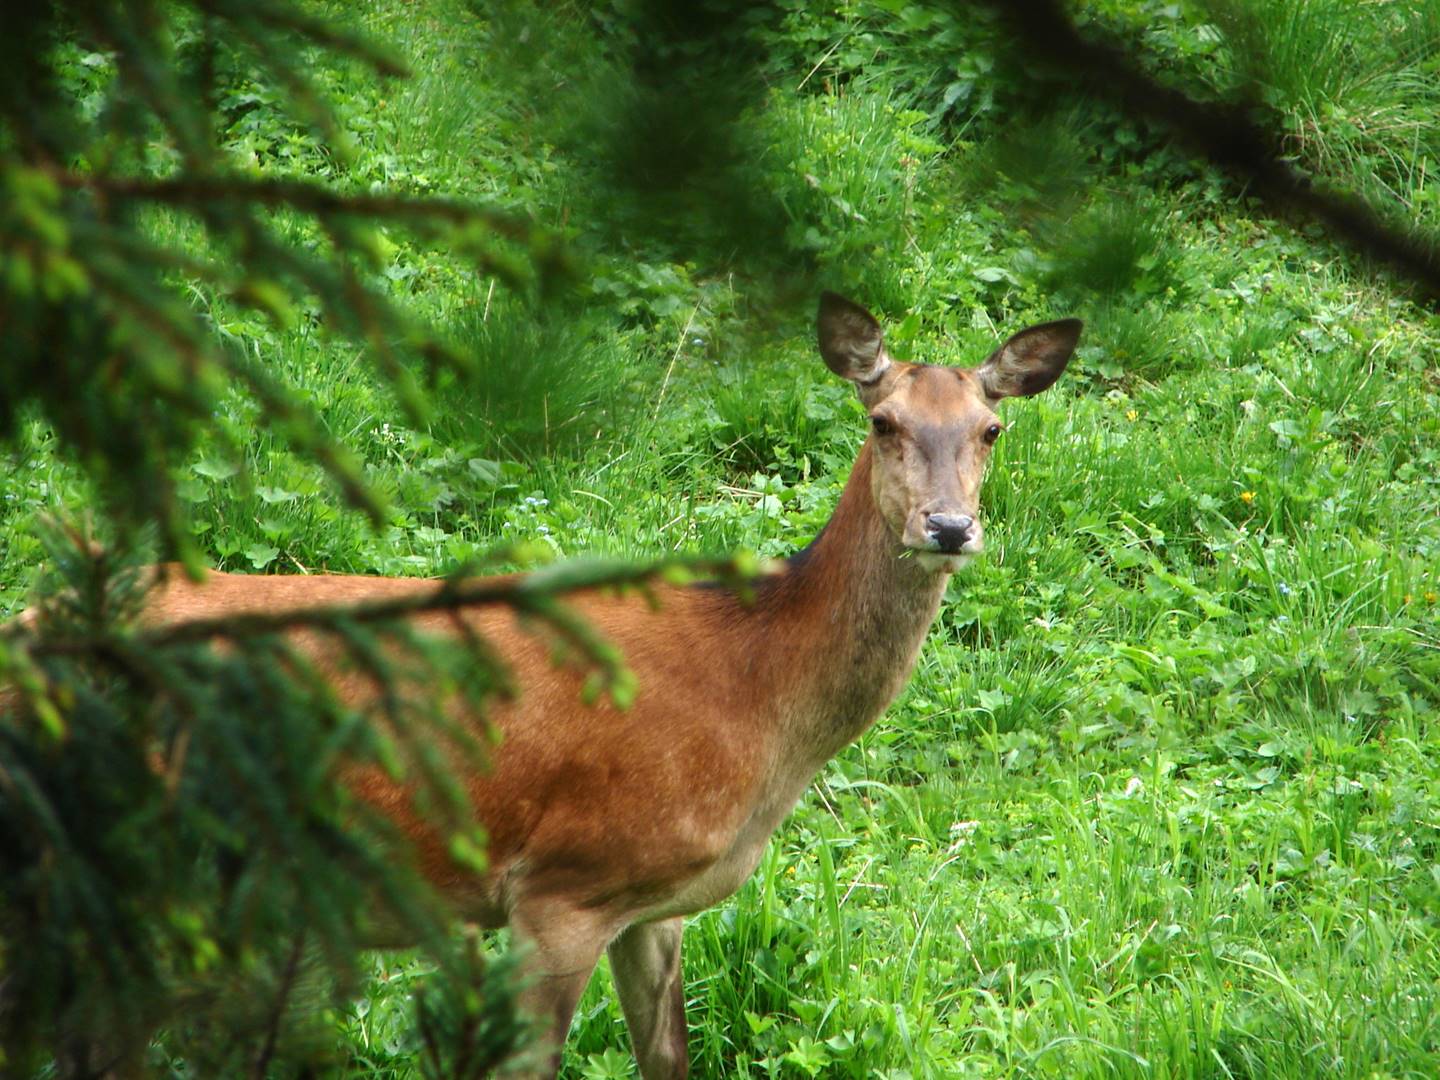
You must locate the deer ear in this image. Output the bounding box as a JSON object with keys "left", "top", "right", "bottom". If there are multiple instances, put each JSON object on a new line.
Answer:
{"left": 817, "top": 292, "right": 891, "bottom": 385}
{"left": 976, "top": 318, "right": 1082, "bottom": 399}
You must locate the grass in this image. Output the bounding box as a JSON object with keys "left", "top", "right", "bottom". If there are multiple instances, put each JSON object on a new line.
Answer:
{"left": 5, "top": 1, "right": 1440, "bottom": 1077}
{"left": 435, "top": 293, "right": 639, "bottom": 458}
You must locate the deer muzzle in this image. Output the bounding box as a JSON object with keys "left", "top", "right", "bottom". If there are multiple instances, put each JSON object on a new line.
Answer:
{"left": 923, "top": 512, "right": 982, "bottom": 555}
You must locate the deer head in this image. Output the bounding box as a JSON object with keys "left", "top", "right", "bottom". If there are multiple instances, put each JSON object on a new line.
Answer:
{"left": 817, "top": 291, "right": 1081, "bottom": 573}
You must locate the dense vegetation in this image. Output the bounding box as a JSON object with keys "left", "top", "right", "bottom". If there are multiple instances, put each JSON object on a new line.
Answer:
{"left": 3, "top": 0, "right": 1438, "bottom": 1076}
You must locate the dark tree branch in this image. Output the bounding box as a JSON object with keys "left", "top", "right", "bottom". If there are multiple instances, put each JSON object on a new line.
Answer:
{"left": 252, "top": 928, "right": 306, "bottom": 1080}
{"left": 966, "top": 0, "right": 1440, "bottom": 303}
{"left": 200, "top": 0, "right": 410, "bottom": 78}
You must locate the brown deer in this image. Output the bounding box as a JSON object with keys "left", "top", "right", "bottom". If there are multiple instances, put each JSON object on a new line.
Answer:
{"left": 141, "top": 293, "right": 1080, "bottom": 1078}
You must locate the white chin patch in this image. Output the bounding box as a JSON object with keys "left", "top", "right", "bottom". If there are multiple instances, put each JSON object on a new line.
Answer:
{"left": 915, "top": 552, "right": 973, "bottom": 574}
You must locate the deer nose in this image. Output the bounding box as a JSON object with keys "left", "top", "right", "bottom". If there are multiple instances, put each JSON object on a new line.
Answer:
{"left": 925, "top": 513, "right": 974, "bottom": 553}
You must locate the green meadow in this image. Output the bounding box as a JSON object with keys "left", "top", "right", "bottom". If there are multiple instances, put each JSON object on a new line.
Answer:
{"left": 4, "top": 2, "right": 1439, "bottom": 1076}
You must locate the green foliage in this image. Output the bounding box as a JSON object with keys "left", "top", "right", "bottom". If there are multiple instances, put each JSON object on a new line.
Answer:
{"left": 0, "top": 0, "right": 564, "bottom": 566}
{"left": 412, "top": 933, "right": 529, "bottom": 1080}
{"left": 4, "top": 0, "right": 1440, "bottom": 1077}
{"left": 434, "top": 293, "right": 638, "bottom": 458}
{"left": 1093, "top": 0, "right": 1440, "bottom": 229}
{"left": 2, "top": 1, "right": 576, "bottom": 1074}
{"left": 754, "top": 91, "right": 946, "bottom": 310}
{"left": 1043, "top": 195, "right": 1186, "bottom": 301}
{"left": 752, "top": 0, "right": 1012, "bottom": 131}
{"left": 705, "top": 353, "right": 856, "bottom": 481}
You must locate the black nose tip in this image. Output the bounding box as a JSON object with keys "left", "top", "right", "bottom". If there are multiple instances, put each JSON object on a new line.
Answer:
{"left": 926, "top": 513, "right": 974, "bottom": 553}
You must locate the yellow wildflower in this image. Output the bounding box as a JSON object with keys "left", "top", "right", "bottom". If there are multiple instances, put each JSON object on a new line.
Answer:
{"left": 1125, "top": 409, "right": 1138, "bottom": 422}
{"left": 1240, "top": 491, "right": 1255, "bottom": 504}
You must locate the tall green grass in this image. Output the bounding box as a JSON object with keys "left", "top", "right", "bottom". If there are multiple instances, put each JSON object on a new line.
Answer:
{"left": 1210, "top": 0, "right": 1440, "bottom": 219}
{"left": 435, "top": 294, "right": 639, "bottom": 458}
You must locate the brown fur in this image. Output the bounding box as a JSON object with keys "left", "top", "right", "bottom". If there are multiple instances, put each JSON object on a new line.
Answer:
{"left": 136, "top": 295, "right": 1080, "bottom": 1078}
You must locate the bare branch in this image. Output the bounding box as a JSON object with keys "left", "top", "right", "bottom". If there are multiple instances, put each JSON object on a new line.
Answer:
{"left": 965, "top": 0, "right": 1440, "bottom": 302}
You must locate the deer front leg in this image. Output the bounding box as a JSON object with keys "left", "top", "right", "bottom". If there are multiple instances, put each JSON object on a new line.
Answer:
{"left": 509, "top": 903, "right": 611, "bottom": 1079}
{"left": 607, "top": 917, "right": 689, "bottom": 1080}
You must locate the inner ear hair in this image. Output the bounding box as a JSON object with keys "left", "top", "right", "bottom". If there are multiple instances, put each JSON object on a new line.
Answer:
{"left": 817, "top": 291, "right": 891, "bottom": 385}
{"left": 978, "top": 317, "right": 1082, "bottom": 399}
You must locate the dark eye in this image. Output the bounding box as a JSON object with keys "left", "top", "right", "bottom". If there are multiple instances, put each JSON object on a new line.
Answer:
{"left": 871, "top": 415, "right": 895, "bottom": 437}
{"left": 983, "top": 423, "right": 1003, "bottom": 445}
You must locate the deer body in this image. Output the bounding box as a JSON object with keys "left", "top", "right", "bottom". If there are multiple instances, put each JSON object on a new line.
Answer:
{"left": 142, "top": 294, "right": 1080, "bottom": 1078}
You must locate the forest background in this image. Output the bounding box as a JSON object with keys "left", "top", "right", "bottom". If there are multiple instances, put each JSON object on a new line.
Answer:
{"left": 2, "top": 0, "right": 1438, "bottom": 1077}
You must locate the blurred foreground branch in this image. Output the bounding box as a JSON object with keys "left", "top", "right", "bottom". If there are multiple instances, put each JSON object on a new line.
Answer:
{"left": 16, "top": 554, "right": 762, "bottom": 654}
{"left": 0, "top": 1, "right": 590, "bottom": 1073}
{"left": 966, "top": 0, "right": 1440, "bottom": 303}
{"left": 1, "top": 0, "right": 569, "bottom": 564}
{"left": 1, "top": 529, "right": 760, "bottom": 1074}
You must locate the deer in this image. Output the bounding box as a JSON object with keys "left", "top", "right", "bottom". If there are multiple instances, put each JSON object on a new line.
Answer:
{"left": 138, "top": 292, "right": 1081, "bottom": 1078}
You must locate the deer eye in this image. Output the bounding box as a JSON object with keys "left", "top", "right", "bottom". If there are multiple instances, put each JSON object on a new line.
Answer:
{"left": 983, "top": 423, "right": 1003, "bottom": 445}
{"left": 870, "top": 414, "right": 895, "bottom": 437}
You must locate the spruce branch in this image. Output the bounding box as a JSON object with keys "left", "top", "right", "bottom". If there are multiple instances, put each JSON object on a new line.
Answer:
{"left": 55, "top": 172, "right": 537, "bottom": 242}
{"left": 199, "top": 0, "right": 410, "bottom": 78}
{"left": 0, "top": 2, "right": 577, "bottom": 1070}
{"left": 10, "top": 554, "right": 761, "bottom": 655}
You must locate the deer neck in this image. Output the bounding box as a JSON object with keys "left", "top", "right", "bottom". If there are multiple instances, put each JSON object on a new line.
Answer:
{"left": 744, "top": 441, "right": 951, "bottom": 761}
